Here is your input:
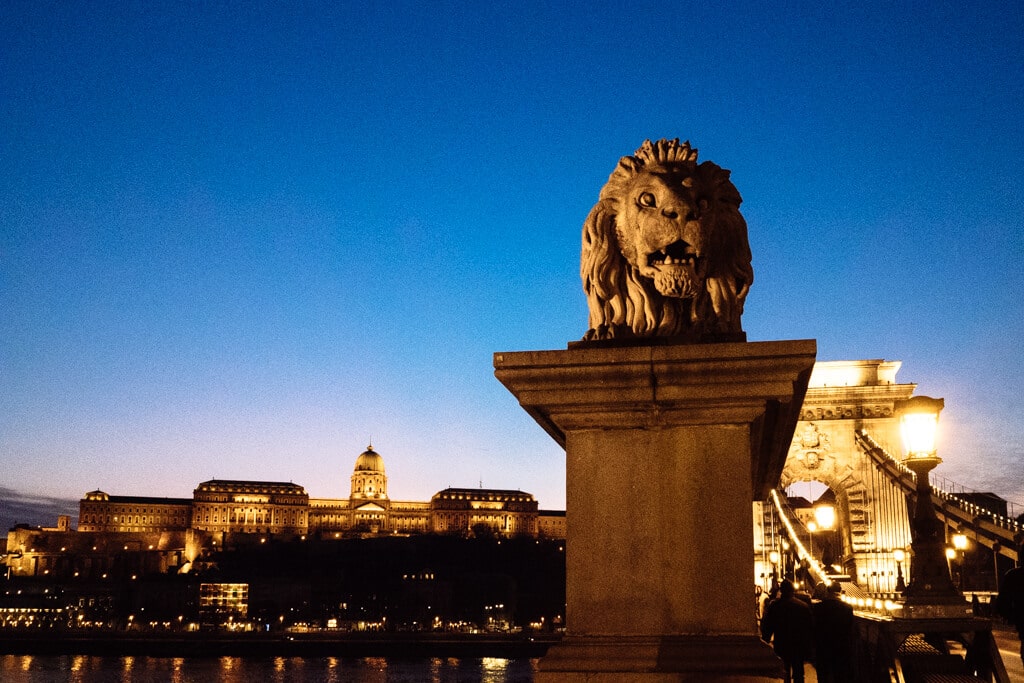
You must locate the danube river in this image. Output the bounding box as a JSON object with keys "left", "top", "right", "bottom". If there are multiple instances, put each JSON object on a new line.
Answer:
{"left": 0, "top": 654, "right": 540, "bottom": 682}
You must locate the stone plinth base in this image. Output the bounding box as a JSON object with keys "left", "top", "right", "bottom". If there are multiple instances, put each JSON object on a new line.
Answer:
{"left": 495, "top": 340, "right": 815, "bottom": 682}
{"left": 536, "top": 635, "right": 784, "bottom": 683}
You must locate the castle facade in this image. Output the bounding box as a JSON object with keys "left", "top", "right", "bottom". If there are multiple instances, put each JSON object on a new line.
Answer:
{"left": 5, "top": 446, "right": 565, "bottom": 579}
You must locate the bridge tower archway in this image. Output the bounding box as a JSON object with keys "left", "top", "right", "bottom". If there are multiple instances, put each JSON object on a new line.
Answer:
{"left": 775, "top": 361, "right": 916, "bottom": 592}
{"left": 757, "top": 359, "right": 1022, "bottom": 595}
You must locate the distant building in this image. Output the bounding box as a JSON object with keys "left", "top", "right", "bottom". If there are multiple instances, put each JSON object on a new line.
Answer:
{"left": 538, "top": 510, "right": 566, "bottom": 539}
{"left": 78, "top": 491, "right": 191, "bottom": 533}
{"left": 431, "top": 488, "right": 539, "bottom": 536}
{"left": 4, "top": 445, "right": 563, "bottom": 578}
{"left": 191, "top": 480, "right": 308, "bottom": 536}
{"left": 199, "top": 583, "right": 249, "bottom": 624}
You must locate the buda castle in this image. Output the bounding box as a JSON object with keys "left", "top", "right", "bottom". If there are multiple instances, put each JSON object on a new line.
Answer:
{"left": 5, "top": 446, "right": 565, "bottom": 579}
{"left": 78, "top": 445, "right": 564, "bottom": 541}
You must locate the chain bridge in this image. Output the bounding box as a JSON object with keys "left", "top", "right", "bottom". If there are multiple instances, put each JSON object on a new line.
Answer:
{"left": 755, "top": 360, "right": 1023, "bottom": 598}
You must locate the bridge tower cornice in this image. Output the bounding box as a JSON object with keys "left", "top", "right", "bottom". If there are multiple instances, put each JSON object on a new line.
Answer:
{"left": 799, "top": 383, "right": 917, "bottom": 422}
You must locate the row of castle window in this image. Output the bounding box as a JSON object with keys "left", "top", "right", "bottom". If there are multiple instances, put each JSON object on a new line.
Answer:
{"left": 82, "top": 514, "right": 185, "bottom": 526}
{"left": 81, "top": 508, "right": 529, "bottom": 531}
{"left": 197, "top": 509, "right": 305, "bottom": 525}
{"left": 438, "top": 494, "right": 529, "bottom": 502}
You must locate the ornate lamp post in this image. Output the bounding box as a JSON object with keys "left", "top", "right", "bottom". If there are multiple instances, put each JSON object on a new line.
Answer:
{"left": 894, "top": 548, "right": 907, "bottom": 592}
{"left": 814, "top": 504, "right": 836, "bottom": 531}
{"left": 896, "top": 396, "right": 969, "bottom": 617}
{"left": 813, "top": 503, "right": 835, "bottom": 566}
{"left": 952, "top": 532, "right": 968, "bottom": 590}
{"left": 807, "top": 520, "right": 818, "bottom": 561}
{"left": 769, "top": 550, "right": 781, "bottom": 592}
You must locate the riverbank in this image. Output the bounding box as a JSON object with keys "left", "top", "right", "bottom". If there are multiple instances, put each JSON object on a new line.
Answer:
{"left": 0, "top": 630, "right": 560, "bottom": 658}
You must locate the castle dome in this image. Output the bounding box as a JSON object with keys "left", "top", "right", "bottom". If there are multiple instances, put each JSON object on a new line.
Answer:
{"left": 354, "top": 445, "right": 385, "bottom": 473}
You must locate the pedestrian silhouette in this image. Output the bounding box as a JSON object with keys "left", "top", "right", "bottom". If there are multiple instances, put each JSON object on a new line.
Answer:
{"left": 996, "top": 547, "right": 1024, "bottom": 668}
{"left": 761, "top": 579, "right": 815, "bottom": 683}
{"left": 812, "top": 582, "right": 854, "bottom": 683}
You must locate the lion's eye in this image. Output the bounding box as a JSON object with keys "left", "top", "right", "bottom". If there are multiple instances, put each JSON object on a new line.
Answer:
{"left": 638, "top": 192, "right": 657, "bottom": 208}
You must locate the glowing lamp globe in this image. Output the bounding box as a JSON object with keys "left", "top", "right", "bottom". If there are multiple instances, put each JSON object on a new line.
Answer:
{"left": 898, "top": 396, "right": 944, "bottom": 460}
{"left": 814, "top": 504, "right": 836, "bottom": 531}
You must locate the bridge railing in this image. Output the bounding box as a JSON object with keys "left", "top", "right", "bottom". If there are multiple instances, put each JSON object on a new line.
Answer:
{"left": 855, "top": 430, "right": 1022, "bottom": 562}
{"left": 769, "top": 489, "right": 834, "bottom": 588}
{"left": 930, "top": 474, "right": 1024, "bottom": 526}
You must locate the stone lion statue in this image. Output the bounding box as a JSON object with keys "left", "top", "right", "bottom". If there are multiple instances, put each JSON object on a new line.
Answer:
{"left": 581, "top": 139, "right": 753, "bottom": 341}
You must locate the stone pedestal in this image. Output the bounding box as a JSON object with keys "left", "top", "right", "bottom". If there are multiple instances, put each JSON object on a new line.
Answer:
{"left": 494, "top": 340, "right": 816, "bottom": 681}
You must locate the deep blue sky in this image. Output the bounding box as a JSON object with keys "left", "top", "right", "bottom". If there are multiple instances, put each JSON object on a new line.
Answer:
{"left": 2, "top": 1, "right": 1022, "bottom": 516}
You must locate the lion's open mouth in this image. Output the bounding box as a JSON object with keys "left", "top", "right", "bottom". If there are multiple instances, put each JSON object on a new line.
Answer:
{"left": 647, "top": 240, "right": 698, "bottom": 269}
{"left": 645, "top": 240, "right": 702, "bottom": 298}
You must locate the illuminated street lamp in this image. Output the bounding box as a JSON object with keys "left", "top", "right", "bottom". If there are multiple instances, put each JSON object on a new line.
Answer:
{"left": 769, "top": 550, "right": 781, "bottom": 591}
{"left": 952, "top": 533, "right": 968, "bottom": 551}
{"left": 811, "top": 503, "right": 836, "bottom": 564}
{"left": 952, "top": 533, "right": 968, "bottom": 589}
{"left": 807, "top": 520, "right": 818, "bottom": 562}
{"left": 894, "top": 548, "right": 907, "bottom": 592}
{"left": 814, "top": 504, "right": 836, "bottom": 531}
{"left": 896, "top": 396, "right": 966, "bottom": 615}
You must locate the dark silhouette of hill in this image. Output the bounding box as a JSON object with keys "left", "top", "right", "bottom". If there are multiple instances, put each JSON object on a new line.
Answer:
{"left": 0, "top": 487, "right": 78, "bottom": 534}
{"left": 195, "top": 533, "right": 567, "bottom": 628}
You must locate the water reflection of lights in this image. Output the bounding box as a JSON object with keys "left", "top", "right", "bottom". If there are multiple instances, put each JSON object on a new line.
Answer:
{"left": 170, "top": 657, "right": 185, "bottom": 683}
{"left": 323, "top": 657, "right": 341, "bottom": 683}
{"left": 482, "top": 657, "right": 510, "bottom": 683}
{"left": 3, "top": 656, "right": 543, "bottom": 681}
{"left": 430, "top": 656, "right": 443, "bottom": 683}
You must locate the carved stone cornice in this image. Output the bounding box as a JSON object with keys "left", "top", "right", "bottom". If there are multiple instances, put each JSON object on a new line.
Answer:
{"left": 800, "top": 383, "right": 915, "bottom": 421}
{"left": 800, "top": 403, "right": 895, "bottom": 421}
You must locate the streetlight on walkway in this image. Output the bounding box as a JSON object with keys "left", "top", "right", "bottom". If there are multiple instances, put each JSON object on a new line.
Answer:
{"left": 896, "top": 396, "right": 968, "bottom": 617}
{"left": 813, "top": 504, "right": 835, "bottom": 566}
{"left": 894, "top": 548, "right": 907, "bottom": 592}
{"left": 769, "top": 550, "right": 780, "bottom": 592}
{"left": 952, "top": 532, "right": 968, "bottom": 589}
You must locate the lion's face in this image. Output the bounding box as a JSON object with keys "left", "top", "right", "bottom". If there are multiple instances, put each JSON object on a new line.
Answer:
{"left": 614, "top": 169, "right": 708, "bottom": 299}
{"left": 581, "top": 139, "right": 752, "bottom": 341}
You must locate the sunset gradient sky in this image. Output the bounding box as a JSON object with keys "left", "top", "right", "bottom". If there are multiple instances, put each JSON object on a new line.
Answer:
{"left": 2, "top": 2, "right": 1022, "bottom": 525}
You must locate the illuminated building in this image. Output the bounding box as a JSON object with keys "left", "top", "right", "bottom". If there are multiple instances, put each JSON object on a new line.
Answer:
{"left": 199, "top": 583, "right": 249, "bottom": 623}
{"left": 191, "top": 480, "right": 308, "bottom": 536}
{"left": 78, "top": 491, "right": 191, "bottom": 533}
{"left": 430, "top": 488, "right": 539, "bottom": 536}
{"left": 4, "top": 445, "right": 562, "bottom": 578}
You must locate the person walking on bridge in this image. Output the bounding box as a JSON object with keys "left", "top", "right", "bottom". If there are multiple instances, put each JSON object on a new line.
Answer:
{"left": 996, "top": 546, "right": 1024, "bottom": 668}
{"left": 761, "top": 579, "right": 815, "bottom": 683}
{"left": 812, "top": 582, "right": 854, "bottom": 683}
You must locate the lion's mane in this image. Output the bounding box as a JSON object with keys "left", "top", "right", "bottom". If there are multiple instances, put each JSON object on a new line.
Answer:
{"left": 581, "top": 139, "right": 753, "bottom": 341}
